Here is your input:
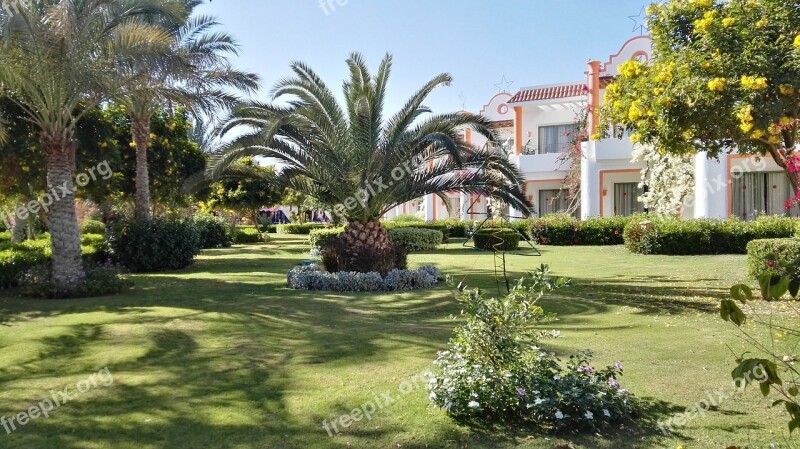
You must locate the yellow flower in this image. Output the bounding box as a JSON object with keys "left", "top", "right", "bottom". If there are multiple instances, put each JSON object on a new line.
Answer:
{"left": 129, "top": 141, "right": 137, "bottom": 149}
{"left": 653, "top": 87, "right": 664, "bottom": 95}
{"left": 619, "top": 60, "right": 643, "bottom": 78}
{"left": 780, "top": 84, "right": 795, "bottom": 96}
{"left": 740, "top": 122, "right": 754, "bottom": 133}
{"left": 707, "top": 77, "right": 726, "bottom": 92}
{"left": 692, "top": 0, "right": 713, "bottom": 7}
{"left": 694, "top": 17, "right": 713, "bottom": 33}
{"left": 99, "top": 142, "right": 108, "bottom": 149}
{"left": 751, "top": 129, "right": 765, "bottom": 139}
{"left": 722, "top": 17, "right": 735, "bottom": 27}
{"left": 768, "top": 134, "right": 781, "bottom": 144}
{"left": 21, "top": 166, "right": 29, "bottom": 173}
{"left": 756, "top": 18, "right": 769, "bottom": 27}
{"left": 590, "top": 133, "right": 602, "bottom": 141}
{"left": 794, "top": 35, "right": 800, "bottom": 48}
{"left": 628, "top": 101, "right": 644, "bottom": 121}
{"left": 149, "top": 132, "right": 156, "bottom": 140}
{"left": 779, "top": 117, "right": 795, "bottom": 127}
{"left": 646, "top": 4, "right": 658, "bottom": 15}
{"left": 630, "top": 133, "right": 642, "bottom": 144}
{"left": 741, "top": 75, "right": 768, "bottom": 90}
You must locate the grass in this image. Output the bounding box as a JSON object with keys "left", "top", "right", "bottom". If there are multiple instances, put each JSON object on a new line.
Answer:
{"left": 0, "top": 235, "right": 792, "bottom": 448}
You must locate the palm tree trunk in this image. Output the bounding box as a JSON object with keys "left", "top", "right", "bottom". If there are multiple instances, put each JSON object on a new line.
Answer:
{"left": 43, "top": 137, "right": 84, "bottom": 287}
{"left": 10, "top": 202, "right": 30, "bottom": 244}
{"left": 132, "top": 115, "right": 151, "bottom": 221}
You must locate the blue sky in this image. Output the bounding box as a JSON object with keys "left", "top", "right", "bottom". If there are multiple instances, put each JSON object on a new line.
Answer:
{"left": 198, "top": 0, "right": 650, "bottom": 114}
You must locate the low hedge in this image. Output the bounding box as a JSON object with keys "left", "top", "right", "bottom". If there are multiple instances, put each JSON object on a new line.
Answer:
{"left": 528, "top": 214, "right": 630, "bottom": 246}
{"left": 432, "top": 219, "right": 470, "bottom": 238}
{"left": 277, "top": 223, "right": 326, "bottom": 235}
{"left": 473, "top": 229, "right": 521, "bottom": 251}
{"left": 625, "top": 215, "right": 797, "bottom": 255}
{"left": 309, "top": 228, "right": 344, "bottom": 249}
{"left": 233, "top": 227, "right": 268, "bottom": 244}
{"left": 747, "top": 238, "right": 800, "bottom": 283}
{"left": 388, "top": 227, "right": 443, "bottom": 251}
{"left": 385, "top": 222, "right": 450, "bottom": 243}
{"left": 0, "top": 236, "right": 109, "bottom": 288}
{"left": 80, "top": 219, "right": 106, "bottom": 235}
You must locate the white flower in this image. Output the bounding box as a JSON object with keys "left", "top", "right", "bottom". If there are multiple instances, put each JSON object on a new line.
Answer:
{"left": 555, "top": 411, "right": 564, "bottom": 420}
{"left": 470, "top": 392, "right": 478, "bottom": 398}
{"left": 553, "top": 375, "right": 561, "bottom": 380}
{"left": 585, "top": 411, "right": 594, "bottom": 420}
{"left": 443, "top": 401, "right": 454, "bottom": 410}
{"left": 534, "top": 397, "right": 545, "bottom": 405}
{"left": 429, "top": 392, "right": 437, "bottom": 400}
{"left": 603, "top": 409, "right": 611, "bottom": 418}
{"left": 468, "top": 401, "right": 480, "bottom": 408}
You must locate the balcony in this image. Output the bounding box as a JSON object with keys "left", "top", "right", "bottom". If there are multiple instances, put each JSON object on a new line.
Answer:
{"left": 521, "top": 142, "right": 568, "bottom": 155}
{"left": 592, "top": 138, "right": 636, "bottom": 161}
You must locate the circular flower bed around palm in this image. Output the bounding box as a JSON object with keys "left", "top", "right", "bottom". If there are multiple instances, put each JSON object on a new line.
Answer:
{"left": 287, "top": 263, "right": 439, "bottom": 292}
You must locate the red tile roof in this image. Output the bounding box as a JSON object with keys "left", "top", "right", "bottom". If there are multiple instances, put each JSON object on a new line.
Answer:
{"left": 507, "top": 83, "right": 587, "bottom": 104}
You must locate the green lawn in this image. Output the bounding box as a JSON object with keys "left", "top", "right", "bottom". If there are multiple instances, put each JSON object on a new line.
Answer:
{"left": 0, "top": 235, "right": 791, "bottom": 448}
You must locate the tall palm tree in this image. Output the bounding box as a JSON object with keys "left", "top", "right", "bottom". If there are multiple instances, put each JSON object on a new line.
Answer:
{"left": 118, "top": 2, "right": 259, "bottom": 221}
{"left": 208, "top": 53, "right": 531, "bottom": 268}
{"left": 0, "top": 0, "right": 179, "bottom": 287}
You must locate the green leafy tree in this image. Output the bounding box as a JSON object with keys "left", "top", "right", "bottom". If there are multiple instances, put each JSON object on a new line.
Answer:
{"left": 598, "top": 0, "right": 800, "bottom": 203}
{"left": 117, "top": 2, "right": 259, "bottom": 221}
{"left": 0, "top": 0, "right": 177, "bottom": 287}
{"left": 207, "top": 53, "right": 531, "bottom": 270}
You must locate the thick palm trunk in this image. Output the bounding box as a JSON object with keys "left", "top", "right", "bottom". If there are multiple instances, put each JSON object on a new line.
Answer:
{"left": 10, "top": 203, "right": 30, "bottom": 243}
{"left": 43, "top": 137, "right": 84, "bottom": 287}
{"left": 132, "top": 116, "right": 151, "bottom": 221}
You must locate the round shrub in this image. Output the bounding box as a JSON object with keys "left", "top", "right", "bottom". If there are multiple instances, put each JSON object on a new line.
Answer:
{"left": 473, "top": 229, "right": 521, "bottom": 251}
{"left": 388, "top": 227, "right": 443, "bottom": 251}
{"left": 194, "top": 213, "right": 232, "bottom": 249}
{"left": 109, "top": 219, "right": 201, "bottom": 272}
{"left": 309, "top": 227, "right": 344, "bottom": 249}
{"left": 80, "top": 219, "right": 106, "bottom": 235}
{"left": 747, "top": 238, "right": 800, "bottom": 283}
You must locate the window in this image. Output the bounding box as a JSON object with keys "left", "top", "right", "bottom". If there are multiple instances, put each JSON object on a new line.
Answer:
{"left": 732, "top": 172, "right": 800, "bottom": 220}
{"left": 613, "top": 183, "right": 644, "bottom": 216}
{"left": 538, "top": 124, "right": 574, "bottom": 154}
{"left": 538, "top": 189, "right": 578, "bottom": 217}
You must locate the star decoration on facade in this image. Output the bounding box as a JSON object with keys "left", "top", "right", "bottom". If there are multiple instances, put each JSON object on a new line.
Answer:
{"left": 494, "top": 75, "right": 514, "bottom": 93}
{"left": 628, "top": 5, "right": 647, "bottom": 36}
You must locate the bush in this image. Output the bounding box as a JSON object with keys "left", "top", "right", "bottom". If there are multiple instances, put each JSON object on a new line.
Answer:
{"left": 530, "top": 214, "right": 629, "bottom": 246}
{"left": 80, "top": 219, "right": 106, "bottom": 235}
{"left": 233, "top": 227, "right": 269, "bottom": 244}
{"left": 109, "top": 218, "right": 201, "bottom": 272}
{"left": 625, "top": 216, "right": 797, "bottom": 255}
{"left": 428, "top": 267, "right": 638, "bottom": 432}
{"left": 0, "top": 245, "right": 50, "bottom": 289}
{"left": 287, "top": 263, "right": 439, "bottom": 292}
{"left": 277, "top": 223, "right": 326, "bottom": 235}
{"left": 389, "top": 214, "right": 424, "bottom": 224}
{"left": 388, "top": 227, "right": 443, "bottom": 252}
{"left": 18, "top": 262, "right": 133, "bottom": 299}
{"left": 433, "top": 218, "right": 470, "bottom": 238}
{"left": 385, "top": 222, "right": 451, "bottom": 243}
{"left": 473, "top": 229, "right": 521, "bottom": 251}
{"left": 747, "top": 238, "right": 800, "bottom": 287}
{"left": 309, "top": 227, "right": 344, "bottom": 249}
{"left": 263, "top": 224, "right": 277, "bottom": 234}
{"left": 194, "top": 213, "right": 233, "bottom": 249}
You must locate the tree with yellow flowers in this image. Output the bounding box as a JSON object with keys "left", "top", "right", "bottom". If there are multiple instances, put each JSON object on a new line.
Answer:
{"left": 598, "top": 0, "right": 800, "bottom": 204}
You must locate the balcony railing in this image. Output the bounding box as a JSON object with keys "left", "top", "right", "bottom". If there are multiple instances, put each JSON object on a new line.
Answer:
{"left": 521, "top": 142, "right": 568, "bottom": 155}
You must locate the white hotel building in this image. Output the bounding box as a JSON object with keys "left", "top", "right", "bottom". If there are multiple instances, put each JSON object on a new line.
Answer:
{"left": 386, "top": 36, "right": 800, "bottom": 222}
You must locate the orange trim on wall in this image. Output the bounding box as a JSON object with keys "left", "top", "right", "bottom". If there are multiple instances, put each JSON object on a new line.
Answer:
{"left": 599, "top": 169, "right": 641, "bottom": 217}
{"left": 514, "top": 106, "right": 523, "bottom": 155}
{"left": 587, "top": 60, "right": 601, "bottom": 135}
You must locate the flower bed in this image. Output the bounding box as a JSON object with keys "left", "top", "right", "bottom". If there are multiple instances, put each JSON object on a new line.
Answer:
{"left": 287, "top": 263, "right": 439, "bottom": 292}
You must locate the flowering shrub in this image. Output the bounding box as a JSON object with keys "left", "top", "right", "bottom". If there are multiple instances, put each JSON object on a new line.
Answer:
{"left": 428, "top": 266, "right": 638, "bottom": 432}
{"left": 746, "top": 238, "right": 800, "bottom": 298}
{"left": 287, "top": 263, "right": 439, "bottom": 292}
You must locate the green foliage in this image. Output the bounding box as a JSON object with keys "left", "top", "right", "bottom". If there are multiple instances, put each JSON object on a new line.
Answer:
{"left": 432, "top": 218, "right": 471, "bottom": 238}
{"left": 193, "top": 213, "right": 233, "bottom": 249}
{"left": 109, "top": 219, "right": 201, "bottom": 273}
{"left": 0, "top": 234, "right": 108, "bottom": 288}
{"left": 387, "top": 227, "right": 443, "bottom": 252}
{"left": 389, "top": 214, "right": 424, "bottom": 224}
{"left": 747, "top": 238, "right": 800, "bottom": 298}
{"left": 529, "top": 214, "right": 629, "bottom": 246}
{"left": 199, "top": 159, "right": 283, "bottom": 216}
{"left": 309, "top": 227, "right": 344, "bottom": 249}
{"left": 385, "top": 222, "right": 451, "bottom": 243}
{"left": 429, "top": 267, "right": 638, "bottom": 432}
{"left": 18, "top": 263, "right": 133, "bottom": 299}
{"left": 473, "top": 229, "right": 521, "bottom": 251}
{"left": 277, "top": 223, "right": 326, "bottom": 235}
{"left": 80, "top": 220, "right": 106, "bottom": 235}
{"left": 233, "top": 227, "right": 269, "bottom": 244}
{"left": 625, "top": 216, "right": 797, "bottom": 255}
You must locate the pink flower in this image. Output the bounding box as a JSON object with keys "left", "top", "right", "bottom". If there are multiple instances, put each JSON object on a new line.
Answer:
{"left": 768, "top": 261, "right": 778, "bottom": 268}
{"left": 615, "top": 361, "right": 624, "bottom": 370}
{"left": 608, "top": 377, "right": 620, "bottom": 389}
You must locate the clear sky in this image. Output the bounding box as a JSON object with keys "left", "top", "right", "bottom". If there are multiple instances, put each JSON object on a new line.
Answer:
{"left": 198, "top": 0, "right": 650, "bottom": 114}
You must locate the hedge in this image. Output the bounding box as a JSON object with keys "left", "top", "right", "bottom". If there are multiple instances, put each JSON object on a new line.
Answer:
{"left": 473, "top": 229, "right": 521, "bottom": 251}
{"left": 277, "top": 223, "right": 327, "bottom": 235}
{"left": 109, "top": 219, "right": 201, "bottom": 272}
{"left": 432, "top": 218, "right": 470, "bottom": 238}
{"left": 233, "top": 227, "right": 269, "bottom": 244}
{"left": 527, "top": 214, "right": 630, "bottom": 246}
{"left": 80, "top": 219, "right": 106, "bottom": 235}
{"left": 747, "top": 238, "right": 800, "bottom": 283}
{"left": 625, "top": 215, "right": 797, "bottom": 255}
{"left": 309, "top": 227, "right": 344, "bottom": 249}
{"left": 0, "top": 236, "right": 109, "bottom": 288}
{"left": 388, "top": 227, "right": 443, "bottom": 251}
{"left": 384, "top": 222, "right": 450, "bottom": 243}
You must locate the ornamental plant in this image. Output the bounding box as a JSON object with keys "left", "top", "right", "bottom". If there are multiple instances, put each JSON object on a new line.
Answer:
{"left": 428, "top": 266, "right": 638, "bottom": 432}
{"left": 598, "top": 0, "right": 800, "bottom": 206}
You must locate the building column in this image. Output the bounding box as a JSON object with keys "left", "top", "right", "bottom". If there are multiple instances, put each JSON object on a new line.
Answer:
{"left": 460, "top": 192, "right": 470, "bottom": 221}
{"left": 694, "top": 153, "right": 728, "bottom": 219}
{"left": 580, "top": 141, "right": 599, "bottom": 219}
{"left": 586, "top": 60, "right": 602, "bottom": 135}
{"left": 514, "top": 106, "right": 523, "bottom": 155}
{"left": 424, "top": 194, "right": 435, "bottom": 222}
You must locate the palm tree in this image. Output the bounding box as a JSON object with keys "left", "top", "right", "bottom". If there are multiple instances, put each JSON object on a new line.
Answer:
{"left": 0, "top": 0, "right": 178, "bottom": 287}
{"left": 207, "top": 53, "right": 531, "bottom": 270}
{"left": 117, "top": 2, "right": 259, "bottom": 221}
